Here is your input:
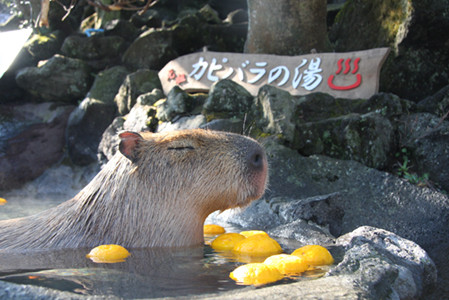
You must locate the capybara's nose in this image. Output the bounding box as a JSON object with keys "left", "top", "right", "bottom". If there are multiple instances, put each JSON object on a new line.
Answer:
{"left": 247, "top": 146, "right": 266, "bottom": 171}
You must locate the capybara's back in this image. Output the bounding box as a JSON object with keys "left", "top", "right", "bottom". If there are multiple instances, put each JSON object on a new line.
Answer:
{"left": 0, "top": 129, "right": 268, "bottom": 251}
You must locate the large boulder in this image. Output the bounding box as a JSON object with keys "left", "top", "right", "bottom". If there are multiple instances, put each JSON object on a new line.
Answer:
{"left": 60, "top": 35, "right": 127, "bottom": 70}
{"left": 293, "top": 112, "right": 395, "bottom": 169}
{"left": 15, "top": 55, "right": 92, "bottom": 103}
{"left": 254, "top": 85, "right": 300, "bottom": 142}
{"left": 0, "top": 103, "right": 74, "bottom": 190}
{"left": 114, "top": 69, "right": 162, "bottom": 115}
{"left": 202, "top": 79, "right": 254, "bottom": 120}
{"left": 156, "top": 86, "right": 205, "bottom": 122}
{"left": 88, "top": 66, "right": 129, "bottom": 103}
{"left": 122, "top": 28, "right": 178, "bottom": 71}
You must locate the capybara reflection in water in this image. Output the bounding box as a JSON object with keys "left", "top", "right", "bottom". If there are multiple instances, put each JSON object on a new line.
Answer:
{"left": 0, "top": 129, "right": 268, "bottom": 250}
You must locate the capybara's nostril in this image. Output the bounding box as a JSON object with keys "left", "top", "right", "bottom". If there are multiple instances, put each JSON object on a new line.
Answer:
{"left": 248, "top": 147, "right": 265, "bottom": 171}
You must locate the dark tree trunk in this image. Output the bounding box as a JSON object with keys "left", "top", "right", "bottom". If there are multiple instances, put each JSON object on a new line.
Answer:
{"left": 245, "top": 0, "right": 330, "bottom": 55}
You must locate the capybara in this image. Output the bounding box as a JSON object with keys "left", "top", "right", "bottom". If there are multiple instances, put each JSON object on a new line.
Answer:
{"left": 0, "top": 129, "right": 268, "bottom": 250}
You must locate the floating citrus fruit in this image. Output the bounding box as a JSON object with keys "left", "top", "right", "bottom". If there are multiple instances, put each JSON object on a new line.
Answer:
{"left": 211, "top": 233, "right": 246, "bottom": 251}
{"left": 239, "top": 230, "right": 268, "bottom": 238}
{"left": 263, "top": 254, "right": 309, "bottom": 275}
{"left": 86, "top": 244, "right": 130, "bottom": 263}
{"left": 291, "top": 245, "right": 334, "bottom": 266}
{"left": 230, "top": 263, "right": 283, "bottom": 285}
{"left": 204, "top": 224, "right": 226, "bottom": 235}
{"left": 0, "top": 198, "right": 7, "bottom": 205}
{"left": 233, "top": 234, "right": 282, "bottom": 256}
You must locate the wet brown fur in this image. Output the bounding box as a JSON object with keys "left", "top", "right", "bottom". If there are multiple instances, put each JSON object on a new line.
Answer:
{"left": 0, "top": 129, "right": 268, "bottom": 251}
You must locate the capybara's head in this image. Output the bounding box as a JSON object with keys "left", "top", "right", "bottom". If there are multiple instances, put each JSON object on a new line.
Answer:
{"left": 0, "top": 129, "right": 268, "bottom": 250}
{"left": 118, "top": 129, "right": 268, "bottom": 211}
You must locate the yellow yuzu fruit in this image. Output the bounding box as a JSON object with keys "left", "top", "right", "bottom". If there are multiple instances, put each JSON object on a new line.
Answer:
{"left": 204, "top": 224, "right": 226, "bottom": 235}
{"left": 230, "top": 263, "right": 283, "bottom": 285}
{"left": 211, "top": 233, "right": 246, "bottom": 251}
{"left": 232, "top": 234, "right": 282, "bottom": 256}
{"left": 86, "top": 244, "right": 130, "bottom": 263}
{"left": 239, "top": 230, "right": 269, "bottom": 238}
{"left": 263, "top": 254, "right": 309, "bottom": 275}
{"left": 291, "top": 245, "right": 334, "bottom": 266}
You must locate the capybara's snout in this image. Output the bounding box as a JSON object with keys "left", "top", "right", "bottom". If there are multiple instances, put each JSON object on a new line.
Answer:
{"left": 247, "top": 145, "right": 265, "bottom": 171}
{"left": 243, "top": 141, "right": 268, "bottom": 201}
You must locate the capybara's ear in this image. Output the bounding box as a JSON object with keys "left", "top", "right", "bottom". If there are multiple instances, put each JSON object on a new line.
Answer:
{"left": 119, "top": 131, "right": 143, "bottom": 162}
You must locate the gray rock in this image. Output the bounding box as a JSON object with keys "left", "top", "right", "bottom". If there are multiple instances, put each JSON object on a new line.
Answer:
{"left": 156, "top": 86, "right": 206, "bottom": 122}
{"left": 294, "top": 92, "right": 414, "bottom": 123}
{"left": 203, "top": 79, "right": 254, "bottom": 119}
{"left": 15, "top": 55, "right": 91, "bottom": 103}
{"left": 88, "top": 66, "right": 129, "bottom": 104}
{"left": 334, "top": 226, "right": 437, "bottom": 295}
{"left": 157, "top": 115, "right": 206, "bottom": 133}
{"left": 207, "top": 198, "right": 281, "bottom": 230}
{"left": 97, "top": 116, "right": 125, "bottom": 162}
{"left": 417, "top": 84, "right": 449, "bottom": 117}
{"left": 61, "top": 35, "right": 126, "bottom": 61}
{"left": 0, "top": 103, "right": 74, "bottom": 190}
{"left": 123, "top": 103, "right": 155, "bottom": 133}
{"left": 114, "top": 69, "right": 162, "bottom": 115}
{"left": 137, "top": 89, "right": 164, "bottom": 106}
{"left": 200, "top": 118, "right": 245, "bottom": 134}
{"left": 293, "top": 112, "right": 395, "bottom": 169}
{"left": 267, "top": 219, "right": 336, "bottom": 248}
{"left": 329, "top": 226, "right": 436, "bottom": 299}
{"left": 355, "top": 92, "right": 416, "bottom": 119}
{"left": 270, "top": 193, "right": 344, "bottom": 237}
{"left": 171, "top": 13, "right": 208, "bottom": 55}
{"left": 122, "top": 28, "right": 178, "bottom": 71}
{"left": 294, "top": 92, "right": 364, "bottom": 123}
{"left": 156, "top": 86, "right": 189, "bottom": 122}
{"left": 255, "top": 84, "right": 301, "bottom": 142}
{"left": 399, "top": 112, "right": 449, "bottom": 191}
{"left": 66, "top": 98, "right": 116, "bottom": 165}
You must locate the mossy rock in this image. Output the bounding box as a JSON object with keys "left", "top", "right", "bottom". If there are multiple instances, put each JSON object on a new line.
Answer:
{"left": 292, "top": 112, "right": 395, "bottom": 169}
{"left": 24, "top": 30, "right": 65, "bottom": 61}
{"left": 89, "top": 66, "right": 129, "bottom": 104}
{"left": 202, "top": 79, "right": 253, "bottom": 120}
{"left": 114, "top": 69, "right": 162, "bottom": 115}
{"left": 330, "top": 0, "right": 413, "bottom": 52}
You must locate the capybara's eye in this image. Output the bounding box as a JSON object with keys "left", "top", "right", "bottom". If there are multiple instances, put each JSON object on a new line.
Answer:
{"left": 167, "top": 146, "right": 195, "bottom": 151}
